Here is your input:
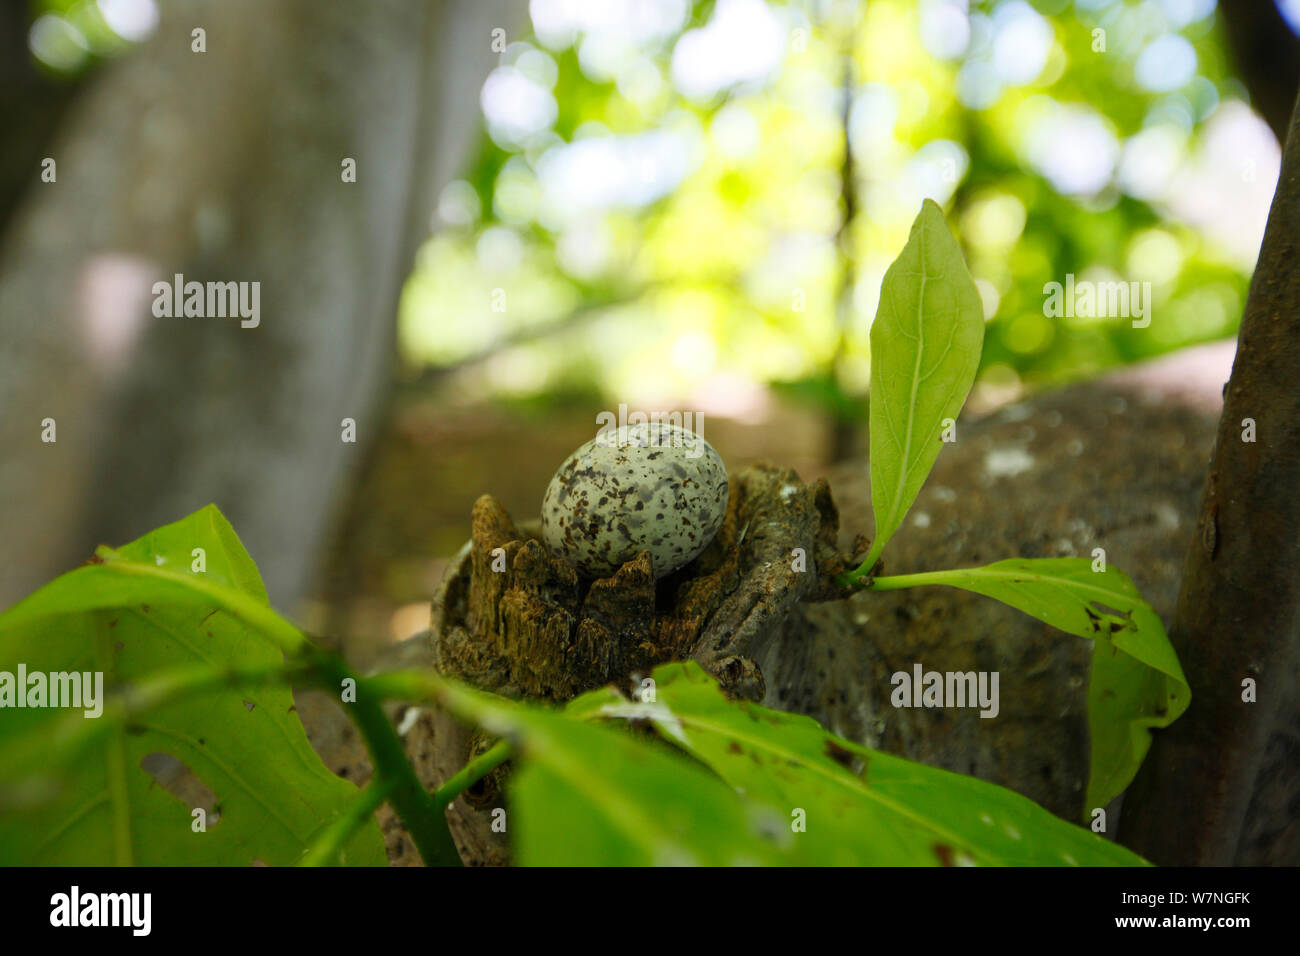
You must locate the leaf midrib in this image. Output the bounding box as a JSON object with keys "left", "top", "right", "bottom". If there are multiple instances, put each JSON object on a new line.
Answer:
{"left": 886, "top": 224, "right": 930, "bottom": 546}
{"left": 945, "top": 565, "right": 1144, "bottom": 608}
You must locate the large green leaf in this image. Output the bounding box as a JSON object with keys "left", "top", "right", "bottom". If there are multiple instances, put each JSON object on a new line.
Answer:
{"left": 864, "top": 199, "right": 985, "bottom": 570}
{"left": 576, "top": 662, "right": 1145, "bottom": 865}
{"left": 871, "top": 558, "right": 1190, "bottom": 810}
{"left": 0, "top": 505, "right": 385, "bottom": 866}
{"left": 429, "top": 679, "right": 790, "bottom": 865}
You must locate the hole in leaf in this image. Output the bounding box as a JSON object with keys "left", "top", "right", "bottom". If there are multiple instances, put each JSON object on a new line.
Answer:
{"left": 139, "top": 752, "right": 221, "bottom": 824}
{"left": 1088, "top": 601, "right": 1136, "bottom": 633}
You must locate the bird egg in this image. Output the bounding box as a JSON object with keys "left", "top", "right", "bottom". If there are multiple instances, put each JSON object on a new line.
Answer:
{"left": 540, "top": 423, "right": 729, "bottom": 579}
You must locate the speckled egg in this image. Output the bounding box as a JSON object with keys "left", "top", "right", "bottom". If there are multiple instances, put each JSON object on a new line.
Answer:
{"left": 541, "top": 423, "right": 729, "bottom": 579}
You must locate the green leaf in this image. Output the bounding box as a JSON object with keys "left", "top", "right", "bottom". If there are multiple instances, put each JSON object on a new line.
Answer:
{"left": 431, "top": 679, "right": 791, "bottom": 865}
{"left": 1087, "top": 634, "right": 1188, "bottom": 812}
{"left": 0, "top": 505, "right": 386, "bottom": 867}
{"left": 864, "top": 199, "right": 984, "bottom": 570}
{"left": 579, "top": 662, "right": 1145, "bottom": 866}
{"left": 870, "top": 558, "right": 1190, "bottom": 810}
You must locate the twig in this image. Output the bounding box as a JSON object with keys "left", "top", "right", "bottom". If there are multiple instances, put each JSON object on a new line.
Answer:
{"left": 298, "top": 778, "right": 396, "bottom": 867}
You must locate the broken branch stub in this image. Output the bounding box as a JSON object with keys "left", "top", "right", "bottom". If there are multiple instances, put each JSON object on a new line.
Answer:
{"left": 424, "top": 463, "right": 852, "bottom": 863}
{"left": 431, "top": 462, "right": 854, "bottom": 703}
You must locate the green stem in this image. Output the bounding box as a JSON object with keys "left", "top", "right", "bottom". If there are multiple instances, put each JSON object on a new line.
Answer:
{"left": 361, "top": 671, "right": 513, "bottom": 813}
{"left": 433, "top": 740, "right": 512, "bottom": 811}
{"left": 836, "top": 547, "right": 883, "bottom": 588}
{"left": 298, "top": 778, "right": 396, "bottom": 867}
{"left": 859, "top": 570, "right": 952, "bottom": 590}
{"left": 362, "top": 670, "right": 439, "bottom": 700}
{"left": 840, "top": 567, "right": 1008, "bottom": 591}
{"left": 361, "top": 671, "right": 517, "bottom": 816}
{"left": 314, "top": 656, "right": 461, "bottom": 867}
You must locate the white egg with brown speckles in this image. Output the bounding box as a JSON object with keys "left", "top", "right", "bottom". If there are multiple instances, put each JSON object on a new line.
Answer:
{"left": 541, "top": 423, "right": 729, "bottom": 579}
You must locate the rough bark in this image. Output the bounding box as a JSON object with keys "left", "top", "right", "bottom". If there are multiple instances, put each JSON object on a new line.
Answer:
{"left": 420, "top": 463, "right": 849, "bottom": 862}
{"left": 0, "top": 0, "right": 521, "bottom": 611}
{"left": 1120, "top": 90, "right": 1300, "bottom": 865}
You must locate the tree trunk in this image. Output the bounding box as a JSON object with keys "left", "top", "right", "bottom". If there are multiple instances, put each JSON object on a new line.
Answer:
{"left": 0, "top": 0, "right": 522, "bottom": 611}
{"left": 1120, "top": 89, "right": 1300, "bottom": 865}
{"left": 1218, "top": 0, "right": 1300, "bottom": 146}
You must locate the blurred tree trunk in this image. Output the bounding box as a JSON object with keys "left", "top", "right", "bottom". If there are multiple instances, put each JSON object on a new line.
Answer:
{"left": 828, "top": 49, "right": 860, "bottom": 466}
{"left": 1121, "top": 88, "right": 1300, "bottom": 864}
{"left": 0, "top": 3, "right": 84, "bottom": 234}
{"left": 0, "top": 0, "right": 522, "bottom": 610}
{"left": 1218, "top": 0, "right": 1300, "bottom": 145}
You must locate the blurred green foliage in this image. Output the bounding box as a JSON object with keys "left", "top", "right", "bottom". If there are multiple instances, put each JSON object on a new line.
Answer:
{"left": 31, "top": 1, "right": 1274, "bottom": 421}
{"left": 27, "top": 0, "right": 148, "bottom": 71}
{"left": 401, "top": 0, "right": 1270, "bottom": 420}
